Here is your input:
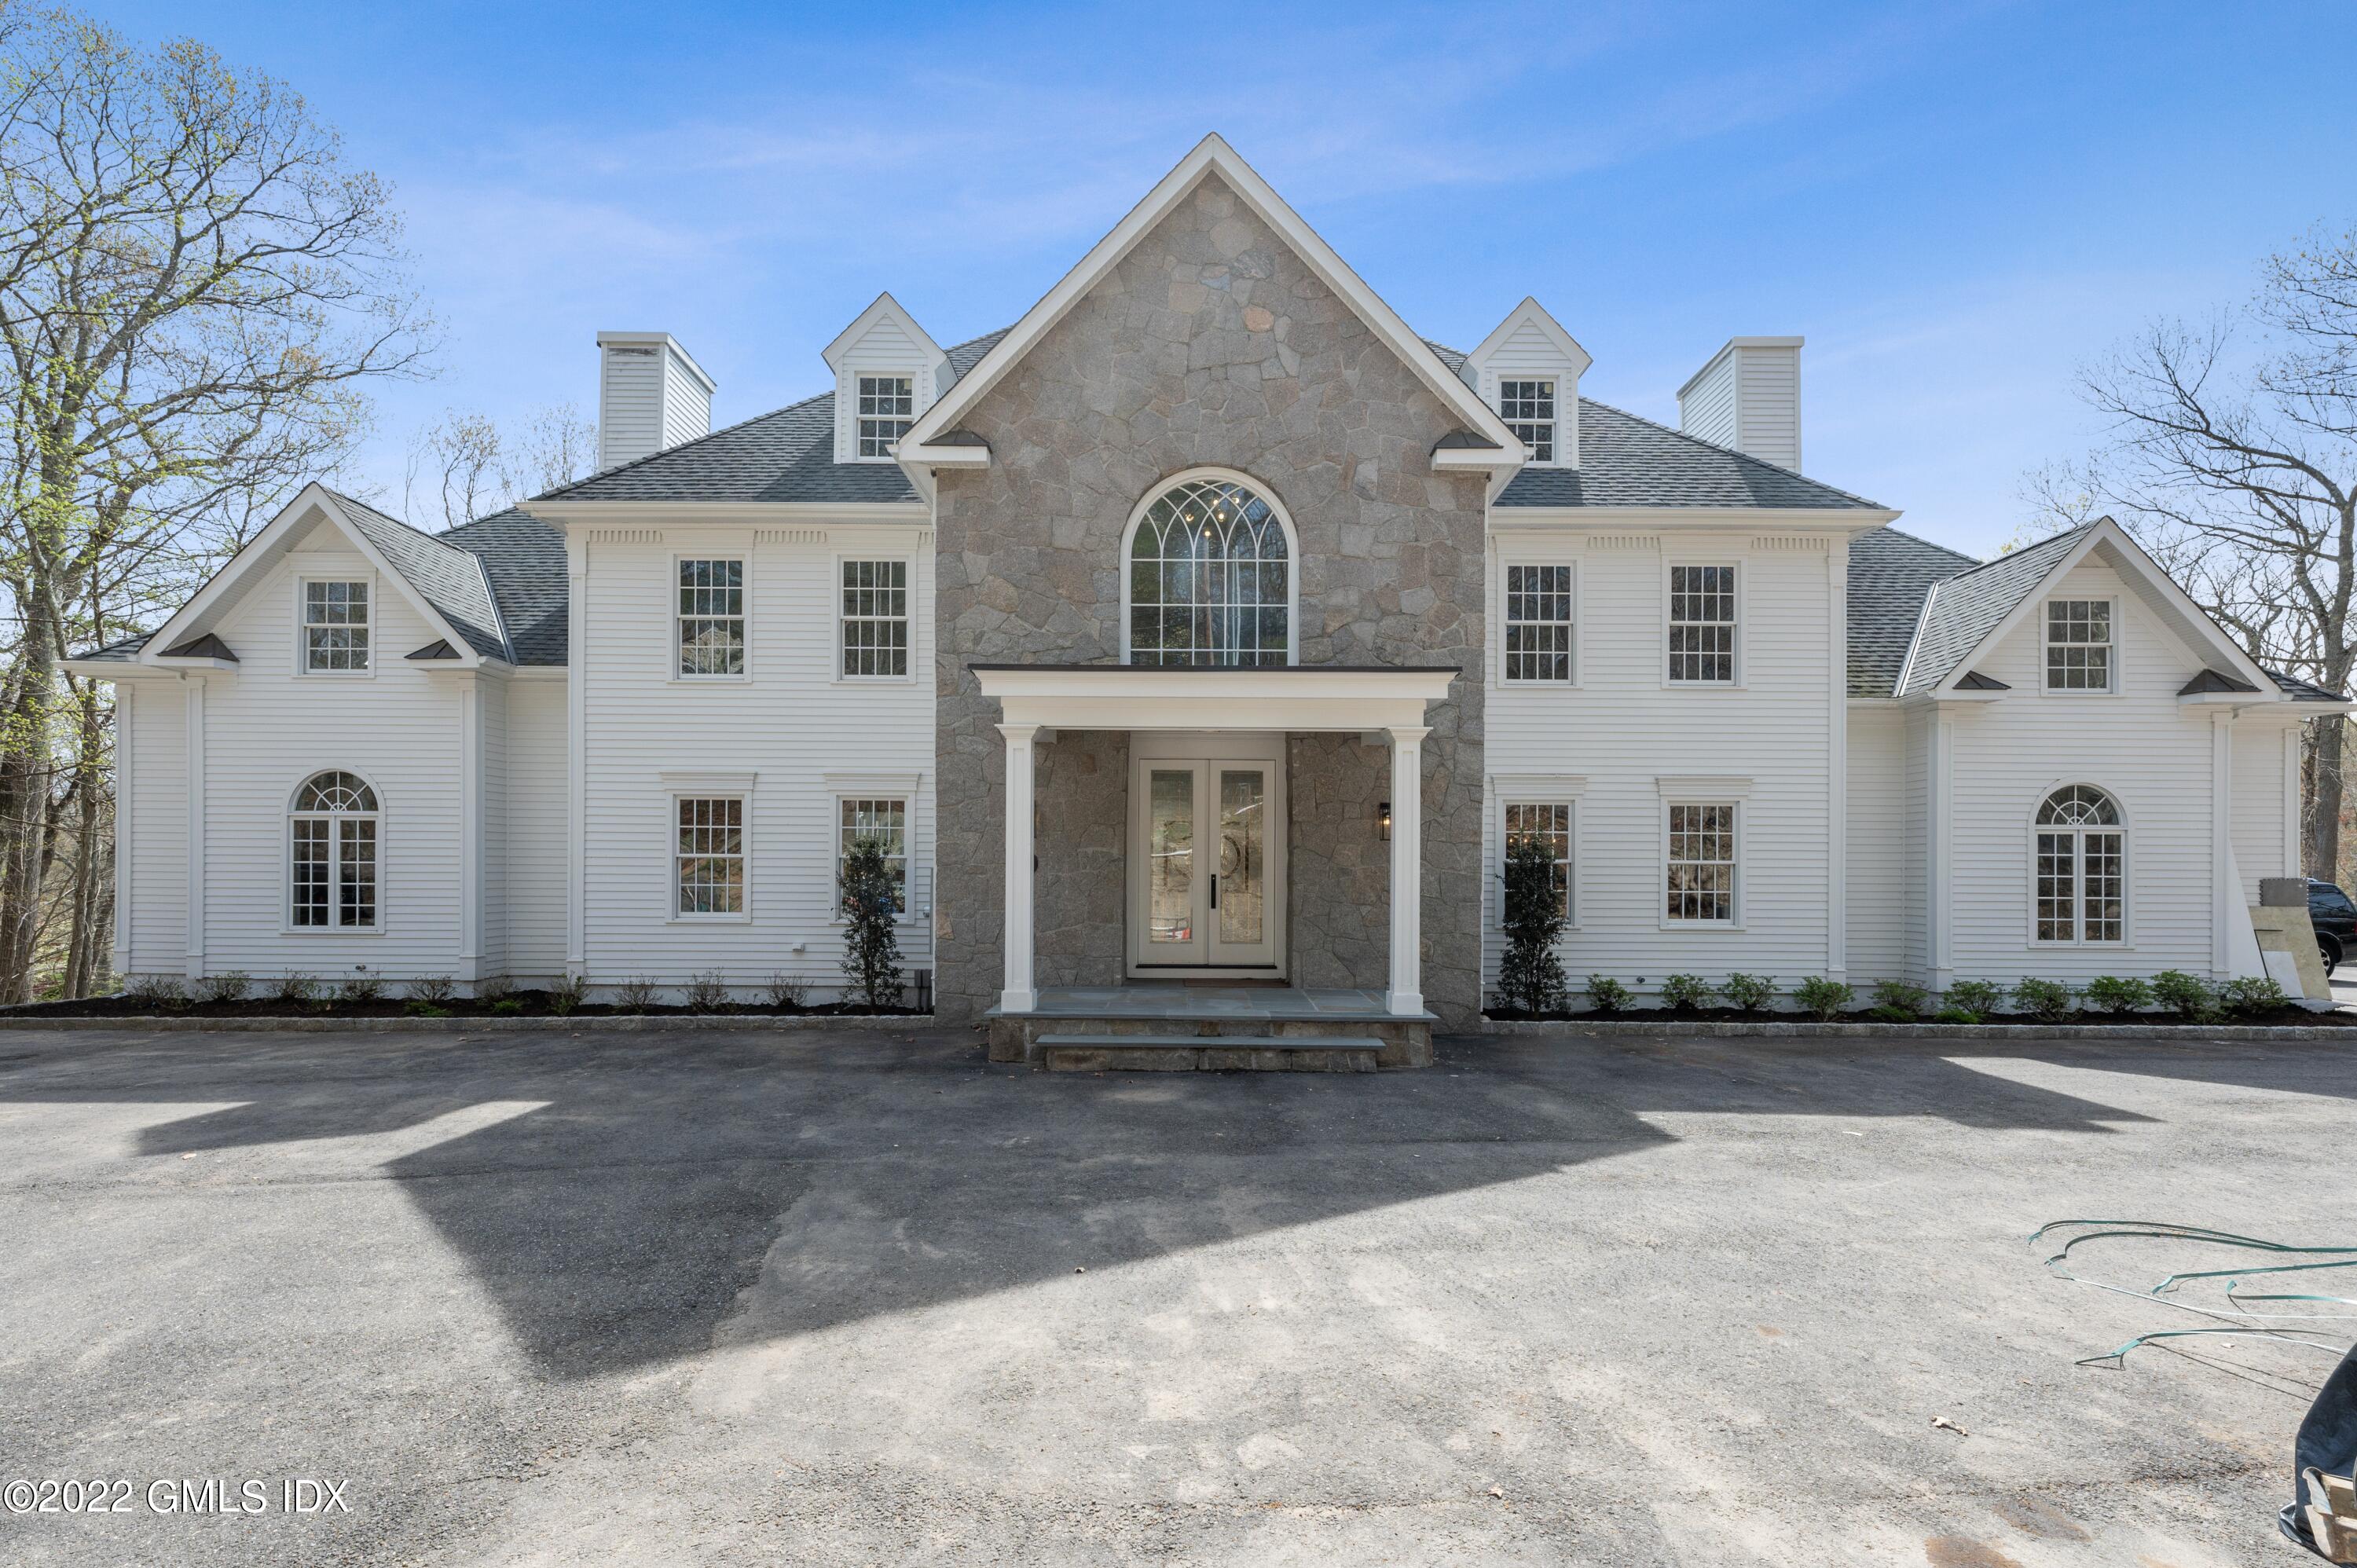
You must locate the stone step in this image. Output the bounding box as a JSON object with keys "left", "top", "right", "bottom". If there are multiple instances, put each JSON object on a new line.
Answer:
{"left": 1035, "top": 1033, "right": 1384, "bottom": 1073}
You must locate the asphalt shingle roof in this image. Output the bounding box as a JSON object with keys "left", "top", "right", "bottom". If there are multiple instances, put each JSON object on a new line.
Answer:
{"left": 1846, "top": 526, "right": 1981, "bottom": 698}
{"left": 442, "top": 507, "right": 568, "bottom": 665}
{"left": 1895, "top": 525, "right": 2095, "bottom": 696}
{"left": 328, "top": 489, "right": 510, "bottom": 661}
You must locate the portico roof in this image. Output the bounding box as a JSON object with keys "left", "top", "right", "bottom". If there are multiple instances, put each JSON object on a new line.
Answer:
{"left": 971, "top": 661, "right": 1455, "bottom": 732}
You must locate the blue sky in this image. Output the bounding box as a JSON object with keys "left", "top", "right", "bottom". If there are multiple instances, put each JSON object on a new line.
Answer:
{"left": 99, "top": 0, "right": 2357, "bottom": 554}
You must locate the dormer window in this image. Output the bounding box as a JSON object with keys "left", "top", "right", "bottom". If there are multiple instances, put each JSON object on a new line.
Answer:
{"left": 856, "top": 375, "right": 914, "bottom": 457}
{"left": 1500, "top": 379, "right": 1556, "bottom": 463}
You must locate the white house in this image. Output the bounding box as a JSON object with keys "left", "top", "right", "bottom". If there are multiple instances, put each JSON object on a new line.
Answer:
{"left": 67, "top": 135, "right": 2344, "bottom": 1052}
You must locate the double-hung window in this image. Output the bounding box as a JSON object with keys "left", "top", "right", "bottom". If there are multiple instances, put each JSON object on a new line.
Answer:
{"left": 838, "top": 797, "right": 908, "bottom": 917}
{"left": 1500, "top": 379, "right": 1556, "bottom": 463}
{"left": 1503, "top": 564, "right": 1573, "bottom": 683}
{"left": 2044, "top": 599, "right": 2114, "bottom": 691}
{"left": 841, "top": 560, "right": 908, "bottom": 678}
{"left": 1503, "top": 801, "right": 1572, "bottom": 919}
{"left": 678, "top": 559, "right": 745, "bottom": 677}
{"left": 674, "top": 797, "right": 746, "bottom": 917}
{"left": 302, "top": 581, "right": 371, "bottom": 672}
{"left": 856, "top": 375, "right": 914, "bottom": 457}
{"left": 1668, "top": 565, "right": 1737, "bottom": 683}
{"left": 1665, "top": 801, "right": 1738, "bottom": 924}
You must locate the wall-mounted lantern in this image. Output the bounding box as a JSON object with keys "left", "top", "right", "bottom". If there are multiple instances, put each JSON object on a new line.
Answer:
{"left": 1378, "top": 800, "right": 1392, "bottom": 842}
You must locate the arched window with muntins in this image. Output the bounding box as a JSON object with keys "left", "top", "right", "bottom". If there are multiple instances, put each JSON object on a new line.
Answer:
{"left": 2034, "top": 785, "right": 2123, "bottom": 943}
{"left": 1126, "top": 475, "right": 1293, "bottom": 666}
{"left": 291, "top": 771, "right": 379, "bottom": 929}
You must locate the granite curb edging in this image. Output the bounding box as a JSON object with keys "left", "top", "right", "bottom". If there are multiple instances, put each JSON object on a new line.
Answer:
{"left": 0, "top": 1012, "right": 945, "bottom": 1034}
{"left": 1475, "top": 1017, "right": 2355, "bottom": 1042}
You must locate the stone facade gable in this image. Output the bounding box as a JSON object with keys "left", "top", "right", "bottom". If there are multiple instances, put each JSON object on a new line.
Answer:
{"left": 933, "top": 172, "right": 1488, "bottom": 1026}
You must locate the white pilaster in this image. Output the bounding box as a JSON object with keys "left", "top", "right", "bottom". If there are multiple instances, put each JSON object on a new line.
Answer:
{"left": 999, "top": 723, "right": 1039, "bottom": 1013}
{"left": 1826, "top": 539, "right": 1848, "bottom": 981}
{"left": 2212, "top": 708, "right": 2234, "bottom": 980}
{"left": 184, "top": 676, "right": 205, "bottom": 980}
{"left": 1387, "top": 724, "right": 1429, "bottom": 1017}
{"left": 112, "top": 683, "right": 133, "bottom": 978}
{"left": 458, "top": 672, "right": 482, "bottom": 977}
{"left": 1927, "top": 708, "right": 1952, "bottom": 994}
{"left": 566, "top": 539, "right": 588, "bottom": 976}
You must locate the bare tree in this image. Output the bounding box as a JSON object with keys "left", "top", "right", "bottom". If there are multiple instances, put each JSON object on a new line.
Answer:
{"left": 401, "top": 401, "right": 592, "bottom": 529}
{"left": 508, "top": 401, "right": 593, "bottom": 499}
{"left": 0, "top": 6, "right": 431, "bottom": 998}
{"left": 2029, "top": 225, "right": 2357, "bottom": 881}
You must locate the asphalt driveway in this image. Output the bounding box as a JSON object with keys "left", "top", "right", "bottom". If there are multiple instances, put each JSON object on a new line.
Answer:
{"left": 1, "top": 1023, "right": 2349, "bottom": 1565}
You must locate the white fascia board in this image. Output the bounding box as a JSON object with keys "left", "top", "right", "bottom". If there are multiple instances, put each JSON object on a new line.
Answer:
{"left": 973, "top": 664, "right": 1454, "bottom": 732}
{"left": 60, "top": 659, "right": 163, "bottom": 680}
{"left": 1930, "top": 519, "right": 2274, "bottom": 698}
{"left": 1464, "top": 295, "right": 1593, "bottom": 380}
{"left": 821, "top": 292, "right": 944, "bottom": 374}
{"left": 896, "top": 441, "right": 990, "bottom": 468}
{"left": 1490, "top": 506, "right": 1899, "bottom": 532}
{"left": 140, "top": 482, "right": 485, "bottom": 670}
{"left": 897, "top": 134, "right": 1522, "bottom": 472}
{"left": 519, "top": 500, "right": 933, "bottom": 528}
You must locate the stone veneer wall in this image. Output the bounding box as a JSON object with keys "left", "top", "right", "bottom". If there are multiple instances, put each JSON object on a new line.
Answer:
{"left": 932, "top": 172, "right": 1487, "bottom": 1027}
{"left": 1033, "top": 731, "right": 1129, "bottom": 986}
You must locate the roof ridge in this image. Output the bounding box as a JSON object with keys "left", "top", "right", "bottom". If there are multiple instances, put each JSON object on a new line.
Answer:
{"left": 324, "top": 485, "right": 484, "bottom": 557}
{"left": 1578, "top": 397, "right": 1885, "bottom": 510}
{"left": 532, "top": 325, "right": 1012, "bottom": 504}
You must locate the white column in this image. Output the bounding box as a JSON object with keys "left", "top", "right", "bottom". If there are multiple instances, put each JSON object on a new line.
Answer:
{"left": 184, "top": 675, "right": 205, "bottom": 980}
{"left": 565, "top": 539, "right": 588, "bottom": 976}
{"left": 999, "top": 723, "right": 1039, "bottom": 1013}
{"left": 2212, "top": 708, "right": 2234, "bottom": 980}
{"left": 1387, "top": 724, "right": 1429, "bottom": 1017}
{"left": 112, "top": 683, "right": 134, "bottom": 978}
{"left": 458, "top": 672, "right": 482, "bottom": 978}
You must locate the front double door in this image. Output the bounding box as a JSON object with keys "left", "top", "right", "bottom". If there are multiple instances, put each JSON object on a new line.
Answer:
{"left": 1128, "top": 737, "right": 1285, "bottom": 976}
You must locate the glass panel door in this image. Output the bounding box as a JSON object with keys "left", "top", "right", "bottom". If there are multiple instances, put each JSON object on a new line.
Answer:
{"left": 1146, "top": 767, "right": 1199, "bottom": 958}
{"left": 1213, "top": 767, "right": 1266, "bottom": 958}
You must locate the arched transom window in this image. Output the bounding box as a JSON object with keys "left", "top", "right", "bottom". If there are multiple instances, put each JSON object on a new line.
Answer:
{"left": 1126, "top": 475, "right": 1292, "bottom": 666}
{"left": 291, "top": 771, "right": 379, "bottom": 929}
{"left": 2034, "top": 784, "right": 2122, "bottom": 943}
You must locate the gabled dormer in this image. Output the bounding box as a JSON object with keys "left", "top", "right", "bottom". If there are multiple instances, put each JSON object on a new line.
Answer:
{"left": 1461, "top": 297, "right": 1592, "bottom": 467}
{"left": 823, "top": 292, "right": 951, "bottom": 464}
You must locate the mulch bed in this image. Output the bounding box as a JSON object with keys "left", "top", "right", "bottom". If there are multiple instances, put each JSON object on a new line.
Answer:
{"left": 13, "top": 990, "right": 928, "bottom": 1021}
{"left": 1483, "top": 1005, "right": 2355, "bottom": 1028}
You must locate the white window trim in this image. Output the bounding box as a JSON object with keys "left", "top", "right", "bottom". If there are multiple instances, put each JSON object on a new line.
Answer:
{"left": 2025, "top": 782, "right": 2133, "bottom": 948}
{"left": 1498, "top": 558, "right": 1579, "bottom": 686}
{"left": 671, "top": 552, "right": 750, "bottom": 683}
{"left": 1117, "top": 467, "right": 1302, "bottom": 667}
{"left": 282, "top": 768, "right": 384, "bottom": 935}
{"left": 1492, "top": 774, "right": 1585, "bottom": 935}
{"left": 834, "top": 552, "right": 916, "bottom": 684}
{"left": 832, "top": 790, "right": 916, "bottom": 925}
{"left": 1656, "top": 779, "right": 1750, "bottom": 930}
{"left": 1496, "top": 376, "right": 1559, "bottom": 467}
{"left": 667, "top": 789, "right": 752, "bottom": 924}
{"left": 852, "top": 372, "right": 918, "bottom": 463}
{"left": 294, "top": 571, "right": 378, "bottom": 679}
{"left": 1661, "top": 559, "right": 1745, "bottom": 689}
{"left": 2040, "top": 594, "right": 2122, "bottom": 696}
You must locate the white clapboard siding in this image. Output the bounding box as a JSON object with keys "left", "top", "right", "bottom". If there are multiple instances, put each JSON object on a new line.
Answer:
{"left": 478, "top": 672, "right": 508, "bottom": 975}
{"left": 833, "top": 316, "right": 938, "bottom": 463}
{"left": 1483, "top": 530, "right": 1836, "bottom": 991}
{"left": 126, "top": 682, "right": 187, "bottom": 976}
{"left": 1736, "top": 349, "right": 1801, "bottom": 472}
{"left": 504, "top": 678, "right": 570, "bottom": 979}
{"left": 598, "top": 337, "right": 712, "bottom": 471}
{"left": 1475, "top": 321, "right": 1582, "bottom": 466}
{"left": 191, "top": 533, "right": 466, "bottom": 980}
{"left": 578, "top": 526, "right": 936, "bottom": 993}
{"left": 1845, "top": 703, "right": 1910, "bottom": 983}
{"left": 1677, "top": 361, "right": 1737, "bottom": 451}
{"left": 2231, "top": 714, "right": 2300, "bottom": 900}
{"left": 1941, "top": 560, "right": 2224, "bottom": 981}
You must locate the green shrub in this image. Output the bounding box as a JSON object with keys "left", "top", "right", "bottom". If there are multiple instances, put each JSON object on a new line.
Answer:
{"left": 272, "top": 972, "right": 317, "bottom": 1004}
{"left": 490, "top": 998, "right": 524, "bottom": 1016}
{"left": 405, "top": 1001, "right": 451, "bottom": 1018}
{"left": 1932, "top": 1006, "right": 1979, "bottom": 1024}
{"left": 1943, "top": 980, "right": 2003, "bottom": 1020}
{"left": 2150, "top": 969, "right": 2214, "bottom": 1020}
{"left": 1495, "top": 837, "right": 1569, "bottom": 1014}
{"left": 338, "top": 973, "right": 385, "bottom": 1004}
{"left": 1721, "top": 973, "right": 1777, "bottom": 1013}
{"left": 840, "top": 834, "right": 907, "bottom": 1010}
{"left": 548, "top": 974, "right": 588, "bottom": 1016}
{"left": 198, "top": 971, "right": 250, "bottom": 1006}
{"left": 2081, "top": 975, "right": 2154, "bottom": 1016}
{"left": 2219, "top": 975, "right": 2290, "bottom": 1016}
{"left": 2012, "top": 977, "right": 2076, "bottom": 1024}
{"left": 1794, "top": 976, "right": 1854, "bottom": 1020}
{"left": 1871, "top": 980, "right": 1928, "bottom": 1019}
{"left": 1585, "top": 975, "right": 1633, "bottom": 1013}
{"left": 1659, "top": 973, "right": 1715, "bottom": 1012}
{"left": 405, "top": 974, "right": 456, "bottom": 1005}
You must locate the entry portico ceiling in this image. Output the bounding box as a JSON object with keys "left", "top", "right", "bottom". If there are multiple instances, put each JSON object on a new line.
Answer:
{"left": 894, "top": 134, "right": 1527, "bottom": 494}
{"left": 973, "top": 661, "right": 1455, "bottom": 733}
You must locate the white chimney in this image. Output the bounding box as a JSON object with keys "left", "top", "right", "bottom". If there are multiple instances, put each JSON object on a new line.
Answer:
{"left": 596, "top": 332, "right": 715, "bottom": 471}
{"left": 1677, "top": 336, "right": 1803, "bottom": 472}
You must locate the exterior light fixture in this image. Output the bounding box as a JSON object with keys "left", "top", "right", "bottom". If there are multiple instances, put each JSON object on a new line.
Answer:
{"left": 1379, "top": 800, "right": 1392, "bottom": 841}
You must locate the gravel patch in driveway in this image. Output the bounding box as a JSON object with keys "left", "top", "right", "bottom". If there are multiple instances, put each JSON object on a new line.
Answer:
{"left": 1, "top": 1023, "right": 2348, "bottom": 1565}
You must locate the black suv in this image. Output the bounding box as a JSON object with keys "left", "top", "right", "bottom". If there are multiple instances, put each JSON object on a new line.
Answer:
{"left": 2310, "top": 879, "right": 2357, "bottom": 973}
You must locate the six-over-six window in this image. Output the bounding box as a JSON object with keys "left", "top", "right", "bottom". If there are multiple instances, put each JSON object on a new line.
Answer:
{"left": 841, "top": 560, "right": 909, "bottom": 678}
{"left": 1499, "top": 379, "right": 1556, "bottom": 463}
{"left": 1503, "top": 565, "right": 1573, "bottom": 683}
{"left": 674, "top": 797, "right": 746, "bottom": 917}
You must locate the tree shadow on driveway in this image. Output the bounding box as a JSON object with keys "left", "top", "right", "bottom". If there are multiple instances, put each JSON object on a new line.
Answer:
{"left": 0, "top": 1025, "right": 2161, "bottom": 1381}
